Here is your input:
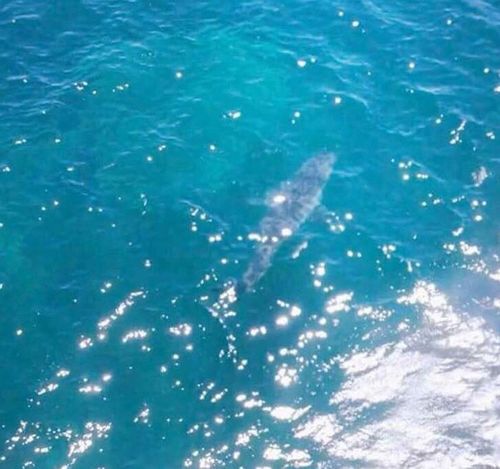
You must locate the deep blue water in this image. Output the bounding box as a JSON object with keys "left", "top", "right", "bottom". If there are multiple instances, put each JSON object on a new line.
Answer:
{"left": 1, "top": 0, "right": 499, "bottom": 467}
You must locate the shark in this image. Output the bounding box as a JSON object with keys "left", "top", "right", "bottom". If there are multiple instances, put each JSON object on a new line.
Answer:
{"left": 238, "top": 152, "right": 336, "bottom": 293}
{"left": 202, "top": 152, "right": 335, "bottom": 359}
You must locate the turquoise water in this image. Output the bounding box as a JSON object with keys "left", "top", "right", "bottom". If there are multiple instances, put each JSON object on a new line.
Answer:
{"left": 1, "top": 0, "right": 499, "bottom": 467}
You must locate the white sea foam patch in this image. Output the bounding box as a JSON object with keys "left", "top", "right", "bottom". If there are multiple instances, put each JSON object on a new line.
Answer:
{"left": 295, "top": 281, "right": 500, "bottom": 467}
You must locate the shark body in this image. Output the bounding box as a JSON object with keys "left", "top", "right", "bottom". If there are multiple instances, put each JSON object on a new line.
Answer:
{"left": 239, "top": 152, "right": 336, "bottom": 293}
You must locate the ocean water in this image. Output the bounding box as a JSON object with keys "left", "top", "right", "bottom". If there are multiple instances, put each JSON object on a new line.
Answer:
{"left": 1, "top": 0, "right": 499, "bottom": 467}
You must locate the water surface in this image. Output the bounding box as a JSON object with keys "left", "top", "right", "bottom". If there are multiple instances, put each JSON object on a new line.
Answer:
{"left": 0, "top": 0, "right": 499, "bottom": 467}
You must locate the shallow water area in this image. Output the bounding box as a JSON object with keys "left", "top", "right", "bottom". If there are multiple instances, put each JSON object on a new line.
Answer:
{"left": 0, "top": 0, "right": 499, "bottom": 467}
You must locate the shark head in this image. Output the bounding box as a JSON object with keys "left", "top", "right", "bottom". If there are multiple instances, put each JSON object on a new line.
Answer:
{"left": 310, "top": 152, "right": 336, "bottom": 178}
{"left": 294, "top": 152, "right": 336, "bottom": 191}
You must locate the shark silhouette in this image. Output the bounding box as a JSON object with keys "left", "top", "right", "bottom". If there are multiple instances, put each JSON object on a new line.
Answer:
{"left": 239, "top": 152, "right": 336, "bottom": 293}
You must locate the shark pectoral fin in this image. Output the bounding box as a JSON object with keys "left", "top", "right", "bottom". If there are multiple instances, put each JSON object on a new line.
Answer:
{"left": 179, "top": 199, "right": 229, "bottom": 229}
{"left": 312, "top": 204, "right": 334, "bottom": 222}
